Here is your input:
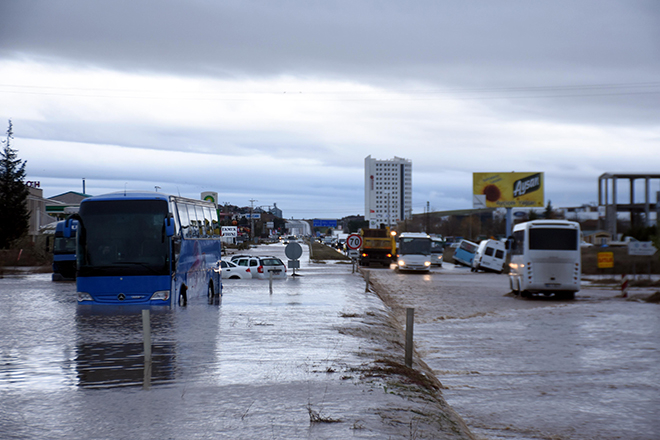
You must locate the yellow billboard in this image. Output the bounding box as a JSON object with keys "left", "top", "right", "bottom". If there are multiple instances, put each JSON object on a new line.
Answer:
{"left": 473, "top": 172, "right": 544, "bottom": 208}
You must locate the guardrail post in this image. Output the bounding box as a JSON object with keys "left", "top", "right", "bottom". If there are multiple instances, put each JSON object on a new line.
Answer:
{"left": 142, "top": 309, "right": 152, "bottom": 390}
{"left": 405, "top": 308, "right": 414, "bottom": 368}
{"left": 364, "top": 270, "right": 370, "bottom": 292}
{"left": 269, "top": 270, "right": 273, "bottom": 295}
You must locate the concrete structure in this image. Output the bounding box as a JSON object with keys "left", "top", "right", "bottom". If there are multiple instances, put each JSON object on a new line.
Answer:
{"left": 598, "top": 173, "right": 660, "bottom": 237}
{"left": 364, "top": 155, "right": 412, "bottom": 228}
{"left": 27, "top": 186, "right": 56, "bottom": 238}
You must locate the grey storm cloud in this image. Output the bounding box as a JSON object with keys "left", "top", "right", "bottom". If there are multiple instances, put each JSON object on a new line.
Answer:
{"left": 1, "top": 1, "right": 657, "bottom": 81}
{"left": 2, "top": 0, "right": 659, "bottom": 126}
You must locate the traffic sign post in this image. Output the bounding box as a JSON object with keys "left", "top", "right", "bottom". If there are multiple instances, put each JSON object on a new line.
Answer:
{"left": 346, "top": 234, "right": 363, "bottom": 273}
{"left": 285, "top": 242, "right": 303, "bottom": 276}
{"left": 346, "top": 234, "right": 363, "bottom": 250}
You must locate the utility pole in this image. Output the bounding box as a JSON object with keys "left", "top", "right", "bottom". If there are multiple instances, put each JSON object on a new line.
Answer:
{"left": 249, "top": 199, "right": 257, "bottom": 242}
{"left": 426, "top": 201, "right": 430, "bottom": 233}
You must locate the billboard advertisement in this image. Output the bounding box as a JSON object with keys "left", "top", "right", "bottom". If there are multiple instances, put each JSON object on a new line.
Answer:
{"left": 473, "top": 172, "right": 544, "bottom": 208}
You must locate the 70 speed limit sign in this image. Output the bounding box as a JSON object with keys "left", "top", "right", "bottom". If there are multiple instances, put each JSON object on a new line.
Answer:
{"left": 346, "top": 234, "right": 363, "bottom": 250}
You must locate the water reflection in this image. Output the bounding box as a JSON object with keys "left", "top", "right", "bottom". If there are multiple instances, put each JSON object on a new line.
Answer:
{"left": 75, "top": 307, "right": 176, "bottom": 389}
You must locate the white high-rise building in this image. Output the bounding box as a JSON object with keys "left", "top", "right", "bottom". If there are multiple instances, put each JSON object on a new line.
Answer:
{"left": 364, "top": 155, "right": 412, "bottom": 228}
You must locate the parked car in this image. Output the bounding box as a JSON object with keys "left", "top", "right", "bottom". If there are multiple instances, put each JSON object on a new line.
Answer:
{"left": 230, "top": 254, "right": 253, "bottom": 263}
{"left": 233, "top": 256, "right": 287, "bottom": 279}
{"left": 217, "top": 260, "right": 251, "bottom": 279}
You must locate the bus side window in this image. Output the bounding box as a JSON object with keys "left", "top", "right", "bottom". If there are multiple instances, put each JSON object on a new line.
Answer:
{"left": 196, "top": 205, "right": 207, "bottom": 238}
{"left": 203, "top": 206, "right": 214, "bottom": 237}
{"left": 512, "top": 230, "right": 524, "bottom": 255}
{"left": 178, "top": 203, "right": 191, "bottom": 239}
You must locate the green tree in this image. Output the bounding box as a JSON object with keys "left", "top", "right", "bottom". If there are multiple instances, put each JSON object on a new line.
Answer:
{"left": 0, "top": 120, "right": 30, "bottom": 248}
{"left": 544, "top": 200, "right": 554, "bottom": 219}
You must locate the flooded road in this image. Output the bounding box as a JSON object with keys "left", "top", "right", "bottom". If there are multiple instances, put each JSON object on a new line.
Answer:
{"left": 0, "top": 245, "right": 473, "bottom": 440}
{"left": 368, "top": 265, "right": 660, "bottom": 440}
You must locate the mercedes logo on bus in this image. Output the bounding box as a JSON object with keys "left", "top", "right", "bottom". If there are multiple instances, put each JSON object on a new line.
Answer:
{"left": 118, "top": 293, "right": 126, "bottom": 301}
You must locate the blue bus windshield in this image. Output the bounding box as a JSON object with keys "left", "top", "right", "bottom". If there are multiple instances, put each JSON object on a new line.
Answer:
{"left": 78, "top": 199, "right": 170, "bottom": 277}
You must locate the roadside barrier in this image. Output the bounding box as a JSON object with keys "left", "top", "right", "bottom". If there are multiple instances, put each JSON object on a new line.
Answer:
{"left": 142, "top": 309, "right": 152, "bottom": 390}
{"left": 405, "top": 308, "right": 414, "bottom": 368}
{"left": 621, "top": 274, "right": 629, "bottom": 298}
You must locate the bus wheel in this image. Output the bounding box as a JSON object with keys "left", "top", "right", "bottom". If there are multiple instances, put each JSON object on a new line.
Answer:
{"left": 179, "top": 288, "right": 187, "bottom": 306}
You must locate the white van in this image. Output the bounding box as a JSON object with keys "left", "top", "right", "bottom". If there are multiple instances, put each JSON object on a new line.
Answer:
{"left": 472, "top": 239, "right": 507, "bottom": 273}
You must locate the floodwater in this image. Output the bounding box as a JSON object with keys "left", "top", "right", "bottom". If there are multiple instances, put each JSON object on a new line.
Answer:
{"left": 368, "top": 265, "right": 660, "bottom": 440}
{"left": 0, "top": 245, "right": 473, "bottom": 440}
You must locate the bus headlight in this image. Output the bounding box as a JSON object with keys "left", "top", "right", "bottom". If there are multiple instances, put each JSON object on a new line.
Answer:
{"left": 78, "top": 292, "right": 93, "bottom": 302}
{"left": 150, "top": 290, "right": 170, "bottom": 301}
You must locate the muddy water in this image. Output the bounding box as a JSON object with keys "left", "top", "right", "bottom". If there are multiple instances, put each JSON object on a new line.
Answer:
{"left": 368, "top": 266, "right": 660, "bottom": 440}
{"left": 0, "top": 245, "right": 475, "bottom": 440}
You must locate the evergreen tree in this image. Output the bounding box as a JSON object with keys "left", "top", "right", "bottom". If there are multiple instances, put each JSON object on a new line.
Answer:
{"left": 544, "top": 200, "right": 554, "bottom": 219}
{"left": 0, "top": 120, "right": 30, "bottom": 248}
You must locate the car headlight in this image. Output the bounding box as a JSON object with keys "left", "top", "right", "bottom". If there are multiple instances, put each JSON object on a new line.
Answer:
{"left": 398, "top": 259, "right": 405, "bottom": 266}
{"left": 425, "top": 261, "right": 431, "bottom": 267}
{"left": 78, "top": 292, "right": 93, "bottom": 302}
{"left": 150, "top": 290, "right": 170, "bottom": 301}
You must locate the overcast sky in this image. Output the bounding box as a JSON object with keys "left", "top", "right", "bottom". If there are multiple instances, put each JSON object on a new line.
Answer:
{"left": 1, "top": 0, "right": 659, "bottom": 219}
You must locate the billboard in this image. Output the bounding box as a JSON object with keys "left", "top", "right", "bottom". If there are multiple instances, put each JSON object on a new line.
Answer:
{"left": 473, "top": 172, "right": 544, "bottom": 208}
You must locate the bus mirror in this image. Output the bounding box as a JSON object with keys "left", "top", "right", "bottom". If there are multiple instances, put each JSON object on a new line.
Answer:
{"left": 164, "top": 217, "right": 175, "bottom": 237}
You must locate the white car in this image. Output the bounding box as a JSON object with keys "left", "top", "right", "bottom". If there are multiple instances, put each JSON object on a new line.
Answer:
{"left": 217, "top": 260, "right": 252, "bottom": 279}
{"left": 233, "top": 256, "right": 287, "bottom": 279}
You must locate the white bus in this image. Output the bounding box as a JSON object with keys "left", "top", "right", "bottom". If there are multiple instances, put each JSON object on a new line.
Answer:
{"left": 396, "top": 232, "right": 432, "bottom": 272}
{"left": 508, "top": 220, "right": 581, "bottom": 299}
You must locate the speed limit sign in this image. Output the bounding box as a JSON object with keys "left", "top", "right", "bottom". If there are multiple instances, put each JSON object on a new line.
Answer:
{"left": 346, "top": 234, "right": 363, "bottom": 250}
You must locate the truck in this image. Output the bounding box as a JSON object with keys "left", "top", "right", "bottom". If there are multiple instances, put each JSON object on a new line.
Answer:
{"left": 358, "top": 227, "right": 396, "bottom": 266}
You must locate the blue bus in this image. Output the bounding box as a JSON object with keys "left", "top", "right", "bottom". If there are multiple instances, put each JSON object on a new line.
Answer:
{"left": 52, "top": 220, "right": 78, "bottom": 281}
{"left": 65, "top": 191, "right": 222, "bottom": 306}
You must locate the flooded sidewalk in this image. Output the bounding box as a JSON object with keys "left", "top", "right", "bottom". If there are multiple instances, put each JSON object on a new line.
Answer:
{"left": 0, "top": 244, "right": 474, "bottom": 439}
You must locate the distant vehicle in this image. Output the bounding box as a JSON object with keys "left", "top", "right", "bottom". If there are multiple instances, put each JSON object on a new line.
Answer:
{"left": 430, "top": 238, "right": 444, "bottom": 266}
{"left": 52, "top": 219, "right": 78, "bottom": 281}
{"left": 472, "top": 239, "right": 507, "bottom": 273}
{"left": 452, "top": 239, "right": 479, "bottom": 267}
{"left": 358, "top": 227, "right": 396, "bottom": 266}
{"left": 608, "top": 236, "right": 638, "bottom": 247}
{"left": 217, "top": 260, "right": 251, "bottom": 279}
{"left": 233, "top": 256, "right": 287, "bottom": 279}
{"left": 396, "top": 232, "right": 432, "bottom": 272}
{"left": 508, "top": 220, "right": 581, "bottom": 299}
{"left": 64, "top": 191, "right": 222, "bottom": 306}
{"left": 283, "top": 235, "right": 296, "bottom": 244}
